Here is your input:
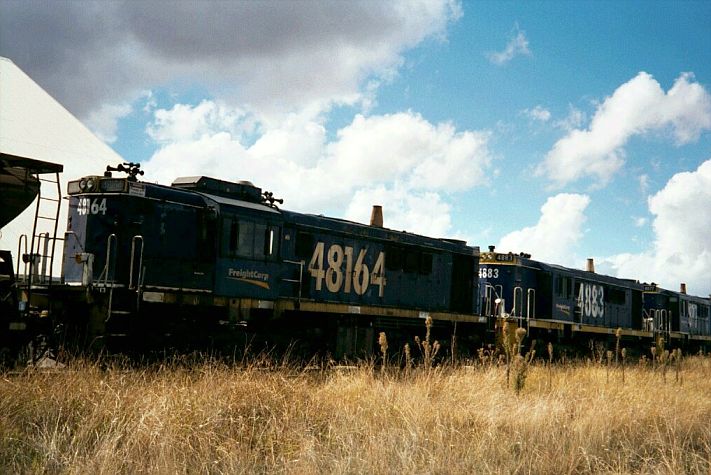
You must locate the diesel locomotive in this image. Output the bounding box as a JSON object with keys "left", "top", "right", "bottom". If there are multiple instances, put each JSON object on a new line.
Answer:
{"left": 478, "top": 247, "right": 711, "bottom": 353}
{"left": 52, "top": 163, "right": 483, "bottom": 356}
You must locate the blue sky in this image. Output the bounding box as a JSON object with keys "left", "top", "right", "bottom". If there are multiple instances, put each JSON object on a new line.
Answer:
{"left": 1, "top": 0, "right": 710, "bottom": 295}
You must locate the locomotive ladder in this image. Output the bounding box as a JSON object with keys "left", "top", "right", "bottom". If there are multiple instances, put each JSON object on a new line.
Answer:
{"left": 30, "top": 172, "right": 62, "bottom": 284}
{"left": 16, "top": 169, "right": 63, "bottom": 317}
{"left": 282, "top": 259, "right": 305, "bottom": 304}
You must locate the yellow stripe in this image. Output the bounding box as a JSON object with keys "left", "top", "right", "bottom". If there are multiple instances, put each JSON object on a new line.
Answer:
{"left": 234, "top": 278, "right": 270, "bottom": 290}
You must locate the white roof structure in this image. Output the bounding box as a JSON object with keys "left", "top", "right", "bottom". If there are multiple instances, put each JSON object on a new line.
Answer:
{"left": 0, "top": 57, "right": 122, "bottom": 273}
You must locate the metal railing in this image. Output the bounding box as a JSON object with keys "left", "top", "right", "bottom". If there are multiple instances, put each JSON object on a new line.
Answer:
{"left": 129, "top": 235, "right": 144, "bottom": 290}
{"left": 96, "top": 233, "right": 117, "bottom": 287}
{"left": 282, "top": 259, "right": 305, "bottom": 303}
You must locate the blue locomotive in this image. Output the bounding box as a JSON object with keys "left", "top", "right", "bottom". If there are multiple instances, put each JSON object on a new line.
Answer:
{"left": 478, "top": 246, "right": 711, "bottom": 352}
{"left": 57, "top": 164, "right": 483, "bottom": 356}
{"left": 642, "top": 283, "right": 711, "bottom": 344}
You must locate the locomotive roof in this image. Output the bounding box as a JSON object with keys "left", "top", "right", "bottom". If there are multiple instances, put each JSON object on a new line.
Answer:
{"left": 163, "top": 176, "right": 476, "bottom": 254}
{"left": 281, "top": 209, "right": 477, "bottom": 255}
{"left": 521, "top": 255, "right": 644, "bottom": 289}
{"left": 131, "top": 176, "right": 475, "bottom": 255}
{"left": 644, "top": 285, "right": 711, "bottom": 302}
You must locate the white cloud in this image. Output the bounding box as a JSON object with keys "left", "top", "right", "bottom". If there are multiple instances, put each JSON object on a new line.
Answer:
{"left": 538, "top": 72, "right": 711, "bottom": 187}
{"left": 487, "top": 25, "right": 531, "bottom": 66}
{"left": 142, "top": 103, "right": 492, "bottom": 237}
{"left": 1, "top": 1, "right": 462, "bottom": 126}
{"left": 633, "top": 216, "right": 648, "bottom": 227}
{"left": 554, "top": 105, "right": 585, "bottom": 131}
{"left": 146, "top": 101, "right": 251, "bottom": 144}
{"left": 602, "top": 159, "right": 711, "bottom": 295}
{"left": 345, "top": 185, "right": 453, "bottom": 237}
{"left": 84, "top": 102, "right": 132, "bottom": 143}
{"left": 496, "top": 193, "right": 591, "bottom": 264}
{"left": 522, "top": 105, "right": 551, "bottom": 122}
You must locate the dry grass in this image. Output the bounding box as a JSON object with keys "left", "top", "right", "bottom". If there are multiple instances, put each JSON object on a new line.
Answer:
{"left": 2, "top": 356, "right": 710, "bottom": 474}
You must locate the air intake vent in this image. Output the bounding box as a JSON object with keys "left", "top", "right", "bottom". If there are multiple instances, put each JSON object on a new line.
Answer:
{"left": 172, "top": 176, "right": 262, "bottom": 203}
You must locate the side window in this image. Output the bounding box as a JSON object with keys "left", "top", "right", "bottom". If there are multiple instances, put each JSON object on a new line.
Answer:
{"left": 197, "top": 209, "right": 216, "bottom": 261}
{"left": 404, "top": 250, "right": 420, "bottom": 273}
{"left": 229, "top": 220, "right": 239, "bottom": 254}
{"left": 295, "top": 231, "right": 314, "bottom": 259}
{"left": 607, "top": 286, "right": 626, "bottom": 305}
{"left": 237, "top": 220, "right": 255, "bottom": 258}
{"left": 254, "top": 223, "right": 267, "bottom": 259}
{"left": 420, "top": 253, "right": 433, "bottom": 275}
{"left": 222, "top": 216, "right": 239, "bottom": 257}
{"left": 385, "top": 245, "right": 403, "bottom": 271}
{"left": 559, "top": 277, "right": 570, "bottom": 298}
{"left": 222, "top": 217, "right": 268, "bottom": 259}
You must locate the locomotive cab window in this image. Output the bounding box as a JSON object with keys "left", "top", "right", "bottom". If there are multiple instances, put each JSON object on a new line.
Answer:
{"left": 222, "top": 217, "right": 241, "bottom": 257}
{"left": 222, "top": 218, "right": 277, "bottom": 260}
{"left": 295, "top": 231, "right": 314, "bottom": 259}
{"left": 252, "top": 223, "right": 280, "bottom": 260}
{"left": 197, "top": 209, "right": 216, "bottom": 261}
{"left": 238, "top": 221, "right": 255, "bottom": 257}
{"left": 556, "top": 276, "right": 572, "bottom": 299}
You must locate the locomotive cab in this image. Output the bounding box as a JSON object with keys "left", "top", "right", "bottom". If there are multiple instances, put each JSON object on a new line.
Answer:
{"left": 478, "top": 249, "right": 543, "bottom": 321}
{"left": 63, "top": 171, "right": 217, "bottom": 291}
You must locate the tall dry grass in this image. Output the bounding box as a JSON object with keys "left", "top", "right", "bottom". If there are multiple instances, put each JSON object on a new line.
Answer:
{"left": 1, "top": 355, "right": 710, "bottom": 474}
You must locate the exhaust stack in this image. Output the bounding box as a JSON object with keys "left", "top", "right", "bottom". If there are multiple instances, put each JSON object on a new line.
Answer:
{"left": 586, "top": 258, "right": 595, "bottom": 273}
{"left": 370, "top": 205, "right": 383, "bottom": 227}
{"left": 680, "top": 283, "right": 687, "bottom": 294}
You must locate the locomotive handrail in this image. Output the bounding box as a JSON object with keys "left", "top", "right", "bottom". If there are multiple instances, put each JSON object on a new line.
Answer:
{"left": 527, "top": 288, "right": 536, "bottom": 320}
{"left": 512, "top": 286, "right": 523, "bottom": 317}
{"left": 37, "top": 232, "right": 50, "bottom": 283}
{"left": 282, "top": 259, "right": 305, "bottom": 303}
{"left": 483, "top": 283, "right": 503, "bottom": 317}
{"left": 645, "top": 310, "right": 653, "bottom": 332}
{"left": 97, "top": 233, "right": 117, "bottom": 286}
{"left": 662, "top": 309, "right": 670, "bottom": 334}
{"left": 129, "top": 235, "right": 144, "bottom": 290}
{"left": 16, "top": 234, "right": 28, "bottom": 282}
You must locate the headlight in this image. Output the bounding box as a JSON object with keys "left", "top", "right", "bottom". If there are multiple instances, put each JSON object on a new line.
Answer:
{"left": 67, "top": 180, "right": 81, "bottom": 195}
{"left": 79, "top": 178, "right": 87, "bottom": 191}
{"left": 86, "top": 178, "right": 96, "bottom": 191}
